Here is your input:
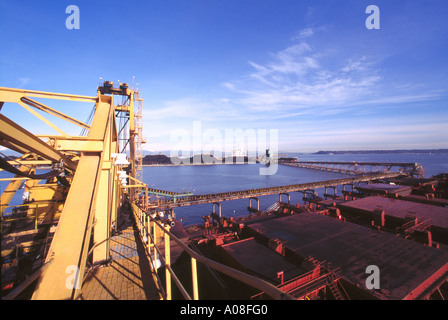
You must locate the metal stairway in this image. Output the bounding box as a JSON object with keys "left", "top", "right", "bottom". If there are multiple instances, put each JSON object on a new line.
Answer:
{"left": 266, "top": 202, "right": 281, "bottom": 213}
{"left": 328, "top": 279, "right": 344, "bottom": 300}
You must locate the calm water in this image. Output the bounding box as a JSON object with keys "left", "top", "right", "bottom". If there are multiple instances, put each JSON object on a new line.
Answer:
{"left": 2, "top": 153, "right": 448, "bottom": 225}
{"left": 143, "top": 153, "right": 448, "bottom": 225}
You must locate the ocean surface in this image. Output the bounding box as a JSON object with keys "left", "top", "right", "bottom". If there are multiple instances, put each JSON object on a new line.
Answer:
{"left": 2, "top": 153, "right": 448, "bottom": 225}
{"left": 143, "top": 153, "right": 448, "bottom": 225}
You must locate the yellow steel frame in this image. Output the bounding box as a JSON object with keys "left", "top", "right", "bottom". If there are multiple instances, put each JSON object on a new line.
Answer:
{"left": 0, "top": 114, "right": 77, "bottom": 171}
{"left": 0, "top": 84, "right": 140, "bottom": 299}
{"left": 0, "top": 154, "right": 35, "bottom": 214}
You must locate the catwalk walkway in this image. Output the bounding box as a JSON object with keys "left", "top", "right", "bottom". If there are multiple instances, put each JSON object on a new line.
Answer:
{"left": 80, "top": 207, "right": 162, "bottom": 300}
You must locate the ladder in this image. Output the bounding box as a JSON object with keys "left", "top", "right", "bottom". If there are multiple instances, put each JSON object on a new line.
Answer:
{"left": 266, "top": 202, "right": 281, "bottom": 213}
{"left": 328, "top": 279, "right": 344, "bottom": 300}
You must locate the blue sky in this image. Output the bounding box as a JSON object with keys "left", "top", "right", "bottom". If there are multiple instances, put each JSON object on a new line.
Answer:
{"left": 1, "top": 0, "right": 448, "bottom": 153}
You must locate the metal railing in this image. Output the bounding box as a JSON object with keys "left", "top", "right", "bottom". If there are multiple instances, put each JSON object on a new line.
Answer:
{"left": 130, "top": 202, "right": 295, "bottom": 300}
{"left": 396, "top": 218, "right": 432, "bottom": 235}
{"left": 1, "top": 201, "right": 61, "bottom": 232}
{"left": 251, "top": 265, "right": 350, "bottom": 300}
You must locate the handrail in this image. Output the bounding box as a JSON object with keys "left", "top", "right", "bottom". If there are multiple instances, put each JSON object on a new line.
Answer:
{"left": 130, "top": 202, "right": 295, "bottom": 300}
{"left": 287, "top": 275, "right": 328, "bottom": 298}
{"left": 139, "top": 214, "right": 187, "bottom": 300}
{"left": 251, "top": 265, "right": 348, "bottom": 300}
{"left": 396, "top": 218, "right": 432, "bottom": 235}
{"left": 1, "top": 201, "right": 62, "bottom": 232}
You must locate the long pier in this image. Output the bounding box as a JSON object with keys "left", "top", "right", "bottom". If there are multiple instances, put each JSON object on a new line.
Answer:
{"left": 280, "top": 161, "right": 424, "bottom": 178}
{"left": 148, "top": 172, "right": 404, "bottom": 209}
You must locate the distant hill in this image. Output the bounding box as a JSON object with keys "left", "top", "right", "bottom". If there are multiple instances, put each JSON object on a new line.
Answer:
{"left": 142, "top": 154, "right": 172, "bottom": 164}
{"left": 314, "top": 149, "right": 448, "bottom": 155}
{"left": 142, "top": 154, "right": 252, "bottom": 165}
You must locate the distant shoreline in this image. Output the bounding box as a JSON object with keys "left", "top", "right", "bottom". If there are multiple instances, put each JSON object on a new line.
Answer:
{"left": 142, "top": 154, "right": 260, "bottom": 166}
{"left": 139, "top": 150, "right": 448, "bottom": 166}
{"left": 142, "top": 162, "right": 253, "bottom": 167}
{"left": 314, "top": 149, "right": 448, "bottom": 155}
{"left": 141, "top": 149, "right": 448, "bottom": 157}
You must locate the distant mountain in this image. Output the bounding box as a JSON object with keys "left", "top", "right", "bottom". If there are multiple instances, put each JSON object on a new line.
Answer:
{"left": 142, "top": 154, "right": 254, "bottom": 165}
{"left": 142, "top": 154, "right": 172, "bottom": 164}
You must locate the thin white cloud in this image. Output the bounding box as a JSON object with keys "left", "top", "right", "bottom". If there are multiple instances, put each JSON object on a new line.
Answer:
{"left": 297, "top": 27, "right": 314, "bottom": 39}
{"left": 277, "top": 118, "right": 448, "bottom": 151}
{"left": 146, "top": 97, "right": 247, "bottom": 125}
{"left": 266, "top": 43, "right": 317, "bottom": 76}
{"left": 221, "top": 39, "right": 386, "bottom": 114}
{"left": 17, "top": 77, "right": 31, "bottom": 87}
{"left": 223, "top": 37, "right": 445, "bottom": 118}
{"left": 291, "top": 25, "right": 328, "bottom": 41}
{"left": 291, "top": 27, "right": 316, "bottom": 41}
{"left": 342, "top": 56, "right": 371, "bottom": 73}
{"left": 357, "top": 92, "right": 443, "bottom": 106}
{"left": 221, "top": 82, "right": 235, "bottom": 90}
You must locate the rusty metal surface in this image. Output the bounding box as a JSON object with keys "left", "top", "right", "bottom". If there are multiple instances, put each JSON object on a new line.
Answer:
{"left": 246, "top": 213, "right": 448, "bottom": 300}
{"left": 338, "top": 196, "right": 448, "bottom": 230}
{"left": 356, "top": 183, "right": 412, "bottom": 196}
{"left": 385, "top": 177, "right": 439, "bottom": 187}
{"left": 315, "top": 197, "right": 348, "bottom": 208}
{"left": 399, "top": 194, "right": 448, "bottom": 206}
{"left": 220, "top": 237, "right": 306, "bottom": 285}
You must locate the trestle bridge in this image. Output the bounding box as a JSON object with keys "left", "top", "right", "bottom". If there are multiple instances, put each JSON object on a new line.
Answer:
{"left": 146, "top": 172, "right": 404, "bottom": 211}
{"left": 280, "top": 160, "right": 424, "bottom": 178}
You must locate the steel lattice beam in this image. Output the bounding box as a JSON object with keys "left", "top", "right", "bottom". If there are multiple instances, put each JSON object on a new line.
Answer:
{"left": 0, "top": 113, "right": 77, "bottom": 171}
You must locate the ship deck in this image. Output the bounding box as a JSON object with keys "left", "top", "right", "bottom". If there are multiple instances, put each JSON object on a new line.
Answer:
{"left": 245, "top": 212, "right": 448, "bottom": 300}
{"left": 337, "top": 196, "right": 448, "bottom": 245}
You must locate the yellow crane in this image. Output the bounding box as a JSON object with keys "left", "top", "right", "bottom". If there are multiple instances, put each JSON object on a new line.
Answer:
{"left": 0, "top": 82, "right": 144, "bottom": 299}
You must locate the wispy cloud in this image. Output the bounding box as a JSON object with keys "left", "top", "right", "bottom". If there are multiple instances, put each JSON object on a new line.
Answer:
{"left": 277, "top": 117, "right": 448, "bottom": 151}
{"left": 294, "top": 27, "right": 314, "bottom": 40}
{"left": 17, "top": 77, "right": 31, "bottom": 87}
{"left": 357, "top": 92, "right": 443, "bottom": 106}
{"left": 342, "top": 56, "right": 372, "bottom": 73}
{"left": 224, "top": 43, "right": 382, "bottom": 113}
{"left": 291, "top": 25, "right": 328, "bottom": 41}
{"left": 222, "top": 35, "right": 444, "bottom": 117}
{"left": 147, "top": 97, "right": 242, "bottom": 122}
